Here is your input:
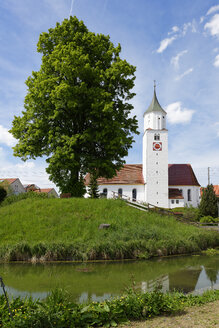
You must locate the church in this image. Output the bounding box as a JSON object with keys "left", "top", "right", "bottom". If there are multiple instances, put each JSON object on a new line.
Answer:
{"left": 85, "top": 87, "right": 200, "bottom": 209}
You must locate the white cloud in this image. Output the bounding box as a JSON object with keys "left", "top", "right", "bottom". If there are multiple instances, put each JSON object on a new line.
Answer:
{"left": 168, "top": 26, "right": 179, "bottom": 35}
{"left": 15, "top": 162, "right": 35, "bottom": 169}
{"left": 0, "top": 125, "right": 16, "bottom": 147}
{"left": 200, "top": 16, "right": 205, "bottom": 23}
{"left": 182, "top": 21, "right": 197, "bottom": 36}
{"left": 204, "top": 14, "right": 219, "bottom": 37}
{"left": 214, "top": 54, "right": 219, "bottom": 67}
{"left": 175, "top": 68, "right": 194, "bottom": 81}
{"left": 207, "top": 5, "right": 219, "bottom": 16}
{"left": 157, "top": 36, "right": 176, "bottom": 53}
{"left": 171, "top": 50, "right": 188, "bottom": 69}
{"left": 165, "top": 102, "right": 195, "bottom": 124}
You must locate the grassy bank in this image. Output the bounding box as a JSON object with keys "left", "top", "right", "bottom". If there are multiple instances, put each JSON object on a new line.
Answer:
{"left": 0, "top": 198, "right": 219, "bottom": 261}
{"left": 1, "top": 288, "right": 219, "bottom": 327}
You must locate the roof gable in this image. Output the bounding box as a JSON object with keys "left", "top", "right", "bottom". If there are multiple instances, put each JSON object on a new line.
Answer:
{"left": 168, "top": 164, "right": 200, "bottom": 186}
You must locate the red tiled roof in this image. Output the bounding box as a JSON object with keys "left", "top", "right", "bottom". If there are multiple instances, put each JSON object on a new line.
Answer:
{"left": 168, "top": 164, "right": 200, "bottom": 186}
{"left": 213, "top": 185, "right": 219, "bottom": 196}
{"left": 169, "top": 188, "right": 184, "bottom": 199}
{"left": 34, "top": 188, "right": 54, "bottom": 193}
{"left": 85, "top": 163, "right": 200, "bottom": 186}
{"left": 200, "top": 185, "right": 219, "bottom": 197}
{"left": 85, "top": 164, "right": 144, "bottom": 185}
{"left": 0, "top": 178, "right": 18, "bottom": 184}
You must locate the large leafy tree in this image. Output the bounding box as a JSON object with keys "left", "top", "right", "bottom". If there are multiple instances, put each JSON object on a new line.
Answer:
{"left": 10, "top": 17, "right": 138, "bottom": 196}
{"left": 199, "top": 184, "right": 218, "bottom": 218}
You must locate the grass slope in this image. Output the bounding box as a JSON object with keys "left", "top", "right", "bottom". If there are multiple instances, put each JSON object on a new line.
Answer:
{"left": 0, "top": 198, "right": 218, "bottom": 261}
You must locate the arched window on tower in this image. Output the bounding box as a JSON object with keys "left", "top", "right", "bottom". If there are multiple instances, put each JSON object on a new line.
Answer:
{"left": 154, "top": 133, "right": 160, "bottom": 141}
{"left": 132, "top": 188, "right": 137, "bottom": 202}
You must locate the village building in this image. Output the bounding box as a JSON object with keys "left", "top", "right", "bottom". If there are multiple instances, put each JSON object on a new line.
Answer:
{"left": 85, "top": 86, "right": 201, "bottom": 208}
{"left": 0, "top": 178, "right": 25, "bottom": 195}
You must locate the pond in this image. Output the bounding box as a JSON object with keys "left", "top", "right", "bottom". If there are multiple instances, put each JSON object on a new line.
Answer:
{"left": 0, "top": 254, "right": 219, "bottom": 303}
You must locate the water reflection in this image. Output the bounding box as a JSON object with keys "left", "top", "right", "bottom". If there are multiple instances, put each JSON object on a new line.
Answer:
{"left": 0, "top": 254, "right": 218, "bottom": 303}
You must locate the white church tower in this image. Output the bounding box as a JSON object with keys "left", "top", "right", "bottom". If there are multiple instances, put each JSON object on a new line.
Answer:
{"left": 143, "top": 83, "right": 169, "bottom": 208}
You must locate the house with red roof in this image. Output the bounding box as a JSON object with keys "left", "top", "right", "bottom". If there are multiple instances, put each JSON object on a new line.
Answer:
{"left": 85, "top": 86, "right": 200, "bottom": 208}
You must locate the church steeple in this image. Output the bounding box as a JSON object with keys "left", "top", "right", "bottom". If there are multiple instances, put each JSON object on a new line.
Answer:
{"left": 144, "top": 83, "right": 166, "bottom": 116}
{"left": 143, "top": 83, "right": 167, "bottom": 131}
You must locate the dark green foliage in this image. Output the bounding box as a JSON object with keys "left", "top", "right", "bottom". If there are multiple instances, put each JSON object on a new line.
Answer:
{"left": 0, "top": 289, "right": 219, "bottom": 327}
{"left": 10, "top": 16, "right": 139, "bottom": 197}
{"left": 199, "top": 184, "right": 218, "bottom": 218}
{"left": 0, "top": 186, "right": 7, "bottom": 203}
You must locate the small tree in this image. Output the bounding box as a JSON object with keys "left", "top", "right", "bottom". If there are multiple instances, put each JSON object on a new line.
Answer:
{"left": 0, "top": 186, "right": 7, "bottom": 203}
{"left": 199, "top": 184, "right": 218, "bottom": 218}
{"left": 88, "top": 173, "right": 99, "bottom": 198}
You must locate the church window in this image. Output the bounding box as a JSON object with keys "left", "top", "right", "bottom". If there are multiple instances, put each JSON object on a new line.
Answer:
{"left": 154, "top": 133, "right": 160, "bottom": 141}
{"left": 156, "top": 181, "right": 158, "bottom": 184}
{"left": 176, "top": 200, "right": 179, "bottom": 204}
{"left": 163, "top": 116, "right": 165, "bottom": 118}
{"left": 156, "top": 153, "right": 158, "bottom": 156}
{"left": 132, "top": 188, "right": 137, "bottom": 202}
{"left": 103, "top": 188, "right": 108, "bottom": 197}
{"left": 156, "top": 162, "right": 158, "bottom": 164}
{"left": 156, "top": 171, "right": 158, "bottom": 174}
{"left": 171, "top": 200, "right": 174, "bottom": 204}
{"left": 188, "top": 189, "right": 191, "bottom": 201}
{"left": 118, "top": 188, "right": 123, "bottom": 197}
{"left": 157, "top": 192, "right": 158, "bottom": 195}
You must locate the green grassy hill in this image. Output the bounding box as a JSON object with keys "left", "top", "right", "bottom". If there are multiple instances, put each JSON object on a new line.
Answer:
{"left": 0, "top": 198, "right": 218, "bottom": 261}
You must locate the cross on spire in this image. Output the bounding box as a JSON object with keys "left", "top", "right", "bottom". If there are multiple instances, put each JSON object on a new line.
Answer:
{"left": 154, "top": 80, "right": 156, "bottom": 91}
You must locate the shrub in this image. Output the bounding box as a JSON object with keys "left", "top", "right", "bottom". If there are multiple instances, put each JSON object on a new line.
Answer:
{"left": 200, "top": 216, "right": 219, "bottom": 224}
{"left": 0, "top": 191, "right": 50, "bottom": 207}
{"left": 199, "top": 184, "right": 218, "bottom": 218}
{"left": 0, "top": 186, "right": 7, "bottom": 203}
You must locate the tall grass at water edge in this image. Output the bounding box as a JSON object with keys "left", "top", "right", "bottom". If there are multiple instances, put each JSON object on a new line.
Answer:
{"left": 1, "top": 288, "right": 219, "bottom": 327}
{"left": 0, "top": 198, "right": 218, "bottom": 261}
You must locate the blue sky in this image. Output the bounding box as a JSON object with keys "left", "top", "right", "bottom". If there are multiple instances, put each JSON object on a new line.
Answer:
{"left": 0, "top": 0, "right": 219, "bottom": 189}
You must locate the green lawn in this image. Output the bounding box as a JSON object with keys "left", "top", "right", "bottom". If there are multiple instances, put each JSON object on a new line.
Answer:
{"left": 0, "top": 198, "right": 218, "bottom": 261}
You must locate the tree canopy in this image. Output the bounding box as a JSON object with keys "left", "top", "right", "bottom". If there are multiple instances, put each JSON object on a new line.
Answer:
{"left": 10, "top": 16, "right": 139, "bottom": 196}
{"left": 199, "top": 184, "right": 218, "bottom": 218}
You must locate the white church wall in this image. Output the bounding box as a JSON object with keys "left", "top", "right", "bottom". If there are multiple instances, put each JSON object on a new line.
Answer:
{"left": 169, "top": 185, "right": 200, "bottom": 208}
{"left": 168, "top": 198, "right": 185, "bottom": 209}
{"left": 85, "top": 184, "right": 145, "bottom": 202}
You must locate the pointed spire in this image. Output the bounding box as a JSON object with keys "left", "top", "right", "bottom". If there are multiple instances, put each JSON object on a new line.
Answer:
{"left": 143, "top": 82, "right": 166, "bottom": 116}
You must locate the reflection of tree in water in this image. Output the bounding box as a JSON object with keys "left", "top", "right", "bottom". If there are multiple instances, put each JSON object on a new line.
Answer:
{"left": 204, "top": 258, "right": 219, "bottom": 285}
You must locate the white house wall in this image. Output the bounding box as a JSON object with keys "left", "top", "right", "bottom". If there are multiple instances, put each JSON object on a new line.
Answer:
{"left": 11, "top": 179, "right": 25, "bottom": 195}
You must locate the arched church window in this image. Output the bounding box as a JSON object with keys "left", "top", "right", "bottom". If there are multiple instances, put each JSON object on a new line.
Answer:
{"left": 154, "top": 133, "right": 160, "bottom": 141}
{"left": 132, "top": 188, "right": 137, "bottom": 202}
{"left": 118, "top": 188, "right": 123, "bottom": 197}
{"left": 188, "top": 189, "right": 191, "bottom": 201}
{"left": 103, "top": 188, "right": 107, "bottom": 197}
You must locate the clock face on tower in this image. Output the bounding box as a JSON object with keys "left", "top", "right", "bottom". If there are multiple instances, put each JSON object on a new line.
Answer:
{"left": 153, "top": 142, "right": 162, "bottom": 151}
